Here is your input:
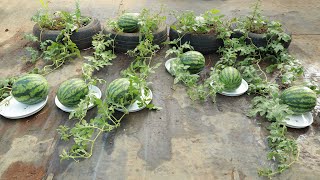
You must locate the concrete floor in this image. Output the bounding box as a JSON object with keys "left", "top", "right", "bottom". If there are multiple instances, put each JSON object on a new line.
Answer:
{"left": 1, "top": 0, "right": 320, "bottom": 179}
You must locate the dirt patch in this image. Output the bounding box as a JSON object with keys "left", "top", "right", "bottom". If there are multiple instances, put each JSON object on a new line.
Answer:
{"left": 20, "top": 61, "right": 36, "bottom": 74}
{"left": 1, "top": 161, "right": 45, "bottom": 180}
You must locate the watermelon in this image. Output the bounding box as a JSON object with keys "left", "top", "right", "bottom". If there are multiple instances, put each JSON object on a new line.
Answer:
{"left": 117, "top": 13, "right": 140, "bottom": 33}
{"left": 57, "top": 78, "right": 89, "bottom": 107}
{"left": 106, "top": 78, "right": 139, "bottom": 106}
{"left": 180, "top": 51, "right": 205, "bottom": 74}
{"left": 280, "top": 86, "right": 317, "bottom": 114}
{"left": 11, "top": 74, "right": 49, "bottom": 105}
{"left": 219, "top": 67, "right": 242, "bottom": 91}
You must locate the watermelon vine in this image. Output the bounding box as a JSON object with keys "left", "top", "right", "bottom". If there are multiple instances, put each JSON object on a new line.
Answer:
{"left": 23, "top": 0, "right": 89, "bottom": 75}
{"left": 166, "top": 1, "right": 317, "bottom": 178}
{"left": 57, "top": 8, "right": 164, "bottom": 161}
{"left": 0, "top": 1, "right": 319, "bottom": 178}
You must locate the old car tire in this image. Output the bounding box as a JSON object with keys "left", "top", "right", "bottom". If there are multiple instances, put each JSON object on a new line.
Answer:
{"left": 168, "top": 23, "right": 223, "bottom": 55}
{"left": 103, "top": 25, "right": 168, "bottom": 52}
{"left": 33, "top": 18, "right": 101, "bottom": 50}
{"left": 230, "top": 23, "right": 292, "bottom": 49}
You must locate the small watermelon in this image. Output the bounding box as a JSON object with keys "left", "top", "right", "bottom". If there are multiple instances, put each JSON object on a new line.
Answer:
{"left": 280, "top": 86, "right": 317, "bottom": 114}
{"left": 57, "top": 78, "right": 89, "bottom": 107}
{"left": 11, "top": 74, "right": 49, "bottom": 105}
{"left": 219, "top": 67, "right": 242, "bottom": 91}
{"left": 106, "top": 78, "right": 139, "bottom": 106}
{"left": 180, "top": 51, "right": 205, "bottom": 74}
{"left": 117, "top": 13, "right": 140, "bottom": 33}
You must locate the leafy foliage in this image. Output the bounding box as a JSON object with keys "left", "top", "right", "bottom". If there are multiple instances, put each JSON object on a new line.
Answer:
{"left": 168, "top": 3, "right": 307, "bottom": 178}
{"left": 171, "top": 9, "right": 223, "bottom": 34}
{"left": 90, "top": 33, "right": 116, "bottom": 65}
{"left": 248, "top": 94, "right": 299, "bottom": 178}
{"left": 106, "top": 7, "right": 166, "bottom": 37}
{"left": 58, "top": 96, "right": 124, "bottom": 161}
{"left": 236, "top": 0, "right": 268, "bottom": 34}
{"left": 165, "top": 37, "right": 224, "bottom": 102}
{"left": 222, "top": 1, "right": 303, "bottom": 177}
{"left": 41, "top": 31, "right": 80, "bottom": 74}
{"left": 138, "top": 8, "right": 166, "bottom": 39}
{"left": 19, "top": 2, "right": 311, "bottom": 177}
{"left": 24, "top": 1, "right": 90, "bottom": 75}
{"left": 58, "top": 8, "right": 163, "bottom": 161}
{"left": 32, "top": 0, "right": 90, "bottom": 30}
{"left": 0, "top": 77, "right": 16, "bottom": 101}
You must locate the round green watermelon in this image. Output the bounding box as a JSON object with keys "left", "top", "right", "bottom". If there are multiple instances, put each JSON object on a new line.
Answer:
{"left": 11, "top": 74, "right": 49, "bottom": 105}
{"left": 106, "top": 78, "right": 139, "bottom": 106}
{"left": 180, "top": 51, "right": 205, "bottom": 74}
{"left": 219, "top": 67, "right": 242, "bottom": 91}
{"left": 117, "top": 13, "right": 140, "bottom": 33}
{"left": 280, "top": 86, "right": 317, "bottom": 114}
{"left": 57, "top": 78, "right": 89, "bottom": 107}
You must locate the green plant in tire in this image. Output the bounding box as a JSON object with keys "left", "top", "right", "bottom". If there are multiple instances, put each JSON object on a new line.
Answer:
{"left": 57, "top": 78, "right": 89, "bottom": 107}
{"left": 11, "top": 74, "right": 49, "bottom": 105}
{"left": 32, "top": 0, "right": 90, "bottom": 30}
{"left": 117, "top": 13, "right": 140, "bottom": 33}
{"left": 280, "top": 86, "right": 317, "bottom": 114}
{"left": 180, "top": 51, "right": 205, "bottom": 74}
{"left": 172, "top": 9, "right": 223, "bottom": 34}
{"left": 231, "top": 0, "right": 291, "bottom": 49}
{"left": 25, "top": 0, "right": 88, "bottom": 74}
{"left": 219, "top": 67, "right": 242, "bottom": 91}
{"left": 234, "top": 0, "right": 267, "bottom": 34}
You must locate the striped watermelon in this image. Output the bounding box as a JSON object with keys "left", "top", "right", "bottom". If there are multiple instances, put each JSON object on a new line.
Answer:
{"left": 11, "top": 74, "right": 49, "bottom": 105}
{"left": 57, "top": 78, "right": 89, "bottom": 107}
{"left": 180, "top": 51, "right": 205, "bottom": 74}
{"left": 106, "top": 78, "right": 138, "bottom": 106}
{"left": 117, "top": 13, "right": 140, "bottom": 33}
{"left": 219, "top": 67, "right": 242, "bottom": 91}
{"left": 280, "top": 86, "right": 317, "bottom": 114}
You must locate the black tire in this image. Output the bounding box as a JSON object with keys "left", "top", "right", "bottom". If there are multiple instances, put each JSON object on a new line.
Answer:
{"left": 248, "top": 31, "right": 292, "bottom": 49}
{"left": 103, "top": 25, "right": 168, "bottom": 53}
{"left": 168, "top": 23, "right": 223, "bottom": 55}
{"left": 230, "top": 23, "right": 292, "bottom": 48}
{"left": 33, "top": 18, "right": 101, "bottom": 50}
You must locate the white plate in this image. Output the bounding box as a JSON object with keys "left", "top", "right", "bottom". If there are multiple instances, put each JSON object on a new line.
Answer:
{"left": 0, "top": 96, "right": 48, "bottom": 119}
{"left": 55, "top": 85, "right": 102, "bottom": 112}
{"left": 285, "top": 112, "right": 313, "bottom": 128}
{"left": 115, "top": 89, "right": 153, "bottom": 113}
{"left": 219, "top": 79, "right": 248, "bottom": 97}
{"left": 210, "top": 79, "right": 248, "bottom": 96}
{"left": 165, "top": 58, "right": 179, "bottom": 76}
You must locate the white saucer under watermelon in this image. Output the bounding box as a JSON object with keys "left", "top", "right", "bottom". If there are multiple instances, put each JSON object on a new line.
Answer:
{"left": 285, "top": 112, "right": 313, "bottom": 128}
{"left": 0, "top": 95, "right": 48, "bottom": 119}
{"left": 219, "top": 79, "right": 249, "bottom": 96}
{"left": 165, "top": 58, "right": 179, "bottom": 76}
{"left": 115, "top": 88, "right": 153, "bottom": 113}
{"left": 55, "top": 85, "right": 102, "bottom": 113}
{"left": 210, "top": 79, "right": 248, "bottom": 97}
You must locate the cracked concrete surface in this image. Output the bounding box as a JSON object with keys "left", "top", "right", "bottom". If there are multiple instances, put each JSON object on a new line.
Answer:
{"left": 1, "top": 0, "right": 320, "bottom": 179}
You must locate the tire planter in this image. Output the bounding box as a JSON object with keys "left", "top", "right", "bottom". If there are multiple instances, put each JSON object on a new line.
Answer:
{"left": 33, "top": 18, "right": 101, "bottom": 50}
{"left": 230, "top": 23, "right": 292, "bottom": 49}
{"left": 169, "top": 22, "right": 223, "bottom": 55}
{"left": 103, "top": 25, "right": 167, "bottom": 53}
